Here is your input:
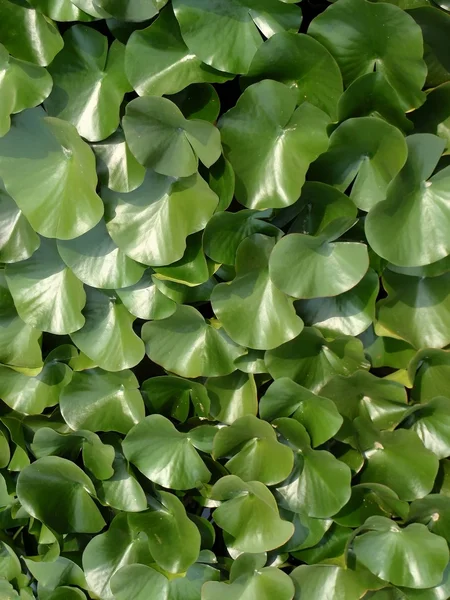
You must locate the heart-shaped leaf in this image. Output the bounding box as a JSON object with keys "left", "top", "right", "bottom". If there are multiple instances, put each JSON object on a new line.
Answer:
{"left": 206, "top": 371, "right": 258, "bottom": 424}
{"left": 116, "top": 270, "right": 176, "bottom": 321}
{"left": 410, "top": 349, "right": 450, "bottom": 402}
{"left": 0, "top": 182, "right": 39, "bottom": 264}
{"left": 402, "top": 396, "right": 450, "bottom": 459}
{"left": 111, "top": 565, "right": 169, "bottom": 600}
{"left": 142, "top": 376, "right": 210, "bottom": 422}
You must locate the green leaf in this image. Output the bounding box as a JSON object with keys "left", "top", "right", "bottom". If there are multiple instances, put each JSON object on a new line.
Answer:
{"left": 126, "top": 7, "right": 230, "bottom": 97}
{"left": 353, "top": 516, "right": 449, "bottom": 588}
{"left": 123, "top": 96, "right": 221, "bottom": 177}
{"left": 402, "top": 396, "right": 450, "bottom": 459}
{"left": 309, "top": 117, "right": 408, "bottom": 212}
{"left": 265, "top": 327, "right": 370, "bottom": 392}
{"left": 123, "top": 415, "right": 211, "bottom": 490}
{"left": 60, "top": 368, "right": 144, "bottom": 434}
{"left": 47, "top": 588, "right": 86, "bottom": 600}
{"left": 111, "top": 565, "right": 169, "bottom": 600}
{"left": 309, "top": 0, "right": 426, "bottom": 110}
{"left": 212, "top": 475, "right": 295, "bottom": 553}
{"left": 128, "top": 490, "right": 200, "bottom": 573}
{"left": 334, "top": 483, "right": 409, "bottom": 527}
{"left": 207, "top": 155, "right": 235, "bottom": 212}
{"left": 169, "top": 83, "right": 221, "bottom": 123}
{"left": 410, "top": 83, "right": 450, "bottom": 151}
{"left": 219, "top": 80, "right": 330, "bottom": 209}
{"left": 5, "top": 237, "right": 86, "bottom": 335}
{"left": 172, "top": 0, "right": 302, "bottom": 74}
{"left": 94, "top": 0, "right": 160, "bottom": 20}
{"left": 0, "top": 580, "right": 18, "bottom": 599}
{"left": 411, "top": 349, "right": 450, "bottom": 402}
{"left": 259, "top": 378, "right": 343, "bottom": 447}
{"left": 141, "top": 305, "right": 245, "bottom": 378}
{"left": 0, "top": 0, "right": 63, "bottom": 66}
{"left": 289, "top": 564, "right": 368, "bottom": 600}
{"left": 142, "top": 376, "right": 210, "bottom": 421}
{"left": 0, "top": 181, "right": 39, "bottom": 263}
{"left": 71, "top": 287, "right": 145, "bottom": 371}
{"left": 116, "top": 270, "right": 176, "bottom": 321}
{"left": 0, "top": 108, "right": 103, "bottom": 239}
{"left": 409, "top": 494, "right": 450, "bottom": 546}
{"left": 24, "top": 555, "right": 87, "bottom": 599}
{"left": 212, "top": 234, "right": 303, "bottom": 350}
{"left": 57, "top": 219, "right": 145, "bottom": 289}
{"left": 17, "top": 456, "right": 105, "bottom": 534}
{"left": 213, "top": 415, "right": 294, "bottom": 485}
{"left": 366, "top": 135, "right": 450, "bottom": 267}
{"left": 242, "top": 31, "right": 342, "bottom": 119}
{"left": 46, "top": 26, "right": 131, "bottom": 142}
{"left": 206, "top": 371, "right": 258, "bottom": 424}
{"left": 103, "top": 170, "right": 218, "bottom": 266}
{"left": 28, "top": 0, "right": 93, "bottom": 21}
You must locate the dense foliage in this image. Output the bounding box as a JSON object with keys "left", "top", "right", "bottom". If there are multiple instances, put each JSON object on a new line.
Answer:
{"left": 0, "top": 0, "right": 450, "bottom": 597}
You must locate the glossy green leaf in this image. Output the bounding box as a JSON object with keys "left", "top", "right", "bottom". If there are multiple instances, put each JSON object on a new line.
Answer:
{"left": 111, "top": 565, "right": 169, "bottom": 600}
{"left": 334, "top": 483, "right": 409, "bottom": 527}
{"left": 28, "top": 0, "right": 93, "bottom": 21}
{"left": 0, "top": 182, "right": 39, "bottom": 264}
{"left": 206, "top": 371, "right": 258, "bottom": 424}
{"left": 95, "top": 0, "right": 160, "bottom": 21}
{"left": 290, "top": 564, "right": 367, "bottom": 600}
{"left": 116, "top": 270, "right": 176, "bottom": 321}
{"left": 142, "top": 376, "right": 210, "bottom": 421}
{"left": 410, "top": 83, "right": 450, "bottom": 151}
{"left": 402, "top": 396, "right": 450, "bottom": 459}
{"left": 219, "top": 80, "right": 330, "bottom": 209}
{"left": 411, "top": 349, "right": 450, "bottom": 402}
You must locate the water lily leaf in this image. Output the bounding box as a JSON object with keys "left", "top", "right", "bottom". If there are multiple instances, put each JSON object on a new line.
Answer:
{"left": 153, "top": 232, "right": 214, "bottom": 286}
{"left": 409, "top": 6, "right": 450, "bottom": 86}
{"left": 265, "top": 327, "right": 370, "bottom": 393}
{"left": 0, "top": 182, "right": 39, "bottom": 263}
{"left": 296, "top": 269, "right": 379, "bottom": 337}
{"left": 103, "top": 170, "right": 218, "bottom": 266}
{"left": 0, "top": 44, "right": 52, "bottom": 137}
{"left": 353, "top": 516, "right": 449, "bottom": 589}
{"left": 5, "top": 237, "right": 86, "bottom": 335}
{"left": 204, "top": 209, "right": 281, "bottom": 266}
{"left": 356, "top": 419, "right": 439, "bottom": 501}
{"left": 83, "top": 513, "right": 152, "bottom": 600}
{"left": 17, "top": 456, "right": 105, "bottom": 534}
{"left": 242, "top": 31, "right": 342, "bottom": 119}
{"left": 57, "top": 219, "right": 145, "bottom": 289}
{"left": 213, "top": 415, "right": 294, "bottom": 485}
{"left": 269, "top": 229, "right": 369, "bottom": 299}
{"left": 337, "top": 72, "right": 413, "bottom": 132}
{"left": 111, "top": 565, "right": 169, "bottom": 600}
{"left": 309, "top": 117, "right": 408, "bottom": 212}
{"left": 94, "top": 0, "right": 160, "bottom": 20}
{"left": 126, "top": 7, "right": 230, "bottom": 98}
{"left": 71, "top": 287, "right": 145, "bottom": 371}
{"left": 169, "top": 83, "right": 221, "bottom": 123}
{"left": 402, "top": 396, "right": 450, "bottom": 459}
{"left": 92, "top": 129, "right": 145, "bottom": 194}
{"left": 212, "top": 234, "right": 303, "bottom": 350}
{"left": 46, "top": 26, "right": 131, "bottom": 142}
{"left": 116, "top": 270, "right": 176, "bottom": 321}
{"left": 141, "top": 305, "right": 245, "bottom": 378}
{"left": 309, "top": 0, "right": 426, "bottom": 110}
{"left": 410, "top": 349, "right": 450, "bottom": 402}
{"left": 172, "top": 0, "right": 302, "bottom": 74}
{"left": 60, "top": 368, "right": 144, "bottom": 434}
{"left": 0, "top": 108, "right": 103, "bottom": 239}
{"left": 360, "top": 327, "right": 416, "bottom": 370}
{"left": 123, "top": 415, "right": 211, "bottom": 490}
{"left": 274, "top": 418, "right": 352, "bottom": 517}
{"left": 376, "top": 269, "right": 450, "bottom": 349}
{"left": 0, "top": 0, "right": 63, "bottom": 65}
{"left": 82, "top": 433, "right": 115, "bottom": 481}
{"left": 123, "top": 96, "right": 221, "bottom": 177}
{"left": 128, "top": 491, "right": 200, "bottom": 573}
{"left": 289, "top": 564, "right": 366, "bottom": 600}
{"left": 410, "top": 82, "right": 450, "bottom": 150}
{"left": 219, "top": 80, "right": 330, "bottom": 209}
{"left": 203, "top": 553, "right": 295, "bottom": 600}
{"left": 212, "top": 475, "right": 295, "bottom": 553}
{"left": 366, "top": 135, "right": 450, "bottom": 267}
{"left": 28, "top": 0, "right": 93, "bottom": 21}
{"left": 24, "top": 556, "right": 87, "bottom": 599}
{"left": 206, "top": 371, "right": 258, "bottom": 424}
{"left": 334, "top": 483, "right": 409, "bottom": 527}
{"left": 409, "top": 494, "right": 450, "bottom": 546}
{"left": 142, "top": 376, "right": 210, "bottom": 422}
{"left": 259, "top": 378, "right": 343, "bottom": 447}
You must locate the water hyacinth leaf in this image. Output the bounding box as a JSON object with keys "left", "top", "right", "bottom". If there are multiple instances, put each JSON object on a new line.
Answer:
{"left": 60, "top": 369, "right": 144, "bottom": 434}
{"left": 103, "top": 170, "right": 218, "bottom": 267}
{"left": 410, "top": 349, "right": 450, "bottom": 402}
{"left": 153, "top": 232, "right": 213, "bottom": 286}
{"left": 212, "top": 235, "right": 304, "bottom": 349}
{"left": 142, "top": 376, "right": 210, "bottom": 421}
{"left": 0, "top": 183, "right": 39, "bottom": 264}
{"left": 23, "top": 556, "right": 87, "bottom": 598}
{"left": 309, "top": 0, "right": 427, "bottom": 110}
{"left": 219, "top": 80, "right": 330, "bottom": 210}
{"left": 0, "top": 108, "right": 103, "bottom": 240}
{"left": 242, "top": 31, "right": 343, "bottom": 119}
{"left": 123, "top": 96, "right": 221, "bottom": 177}
{"left": 57, "top": 219, "right": 145, "bottom": 289}
{"left": 71, "top": 287, "right": 145, "bottom": 371}
{"left": 408, "top": 6, "right": 450, "bottom": 82}
{"left": 5, "top": 237, "right": 86, "bottom": 335}
{"left": 126, "top": 7, "right": 230, "bottom": 97}
{"left": 69, "top": 0, "right": 111, "bottom": 18}
{"left": 402, "top": 396, "right": 450, "bottom": 459}
{"left": 45, "top": 26, "right": 131, "bottom": 142}
{"left": 334, "top": 483, "right": 409, "bottom": 527}
{"left": 94, "top": 0, "right": 160, "bottom": 21}
{"left": 409, "top": 494, "right": 450, "bottom": 543}
{"left": 172, "top": 0, "right": 302, "bottom": 74}
{"left": 28, "top": 0, "right": 93, "bottom": 21}
{"left": 309, "top": 117, "right": 408, "bottom": 212}
{"left": 211, "top": 475, "right": 295, "bottom": 553}
{"left": 110, "top": 565, "right": 169, "bottom": 600}
{"left": 410, "top": 82, "right": 450, "bottom": 150}
{"left": 360, "top": 327, "right": 416, "bottom": 370}
{"left": 16, "top": 456, "right": 105, "bottom": 534}
{"left": 265, "top": 327, "right": 370, "bottom": 393}
{"left": 206, "top": 371, "right": 258, "bottom": 424}
{"left": 0, "top": 0, "right": 63, "bottom": 65}
{"left": 290, "top": 564, "right": 366, "bottom": 600}
{"left": 123, "top": 415, "right": 211, "bottom": 489}
{"left": 116, "top": 270, "right": 176, "bottom": 321}
{"left": 353, "top": 516, "right": 449, "bottom": 589}
{"left": 142, "top": 305, "right": 245, "bottom": 378}
{"left": 169, "top": 83, "right": 221, "bottom": 123}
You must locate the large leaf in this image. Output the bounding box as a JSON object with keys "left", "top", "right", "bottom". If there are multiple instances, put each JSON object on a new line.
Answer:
{"left": 111, "top": 565, "right": 168, "bottom": 600}
{"left": 289, "top": 565, "right": 367, "bottom": 600}
{"left": 142, "top": 375, "right": 210, "bottom": 421}
{"left": 219, "top": 80, "right": 330, "bottom": 209}
{"left": 206, "top": 371, "right": 258, "bottom": 424}
{"left": 402, "top": 396, "right": 450, "bottom": 459}
{"left": 410, "top": 349, "right": 450, "bottom": 402}
{"left": 28, "top": 0, "right": 93, "bottom": 21}
{"left": 0, "top": 108, "right": 103, "bottom": 239}
{"left": 5, "top": 237, "right": 86, "bottom": 335}
{"left": 0, "top": 182, "right": 39, "bottom": 263}
{"left": 172, "top": 0, "right": 302, "bottom": 74}
{"left": 410, "top": 82, "right": 450, "bottom": 150}
{"left": 366, "top": 135, "right": 450, "bottom": 267}
{"left": 116, "top": 270, "right": 176, "bottom": 321}
{"left": 141, "top": 305, "right": 245, "bottom": 378}
{"left": 103, "top": 170, "right": 218, "bottom": 266}
{"left": 309, "top": 0, "right": 426, "bottom": 110}
{"left": 46, "top": 26, "right": 131, "bottom": 142}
